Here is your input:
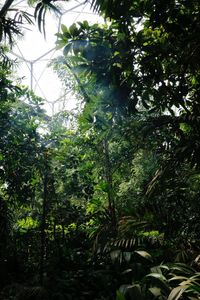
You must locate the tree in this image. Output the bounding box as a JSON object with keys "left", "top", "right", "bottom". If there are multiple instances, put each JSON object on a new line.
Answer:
{"left": 2, "top": 1, "right": 200, "bottom": 299}
{"left": 53, "top": 1, "right": 200, "bottom": 245}
{"left": 55, "top": 1, "right": 200, "bottom": 174}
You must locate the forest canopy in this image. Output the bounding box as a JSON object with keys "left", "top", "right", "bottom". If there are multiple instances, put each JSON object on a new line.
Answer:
{"left": 1, "top": 1, "right": 200, "bottom": 300}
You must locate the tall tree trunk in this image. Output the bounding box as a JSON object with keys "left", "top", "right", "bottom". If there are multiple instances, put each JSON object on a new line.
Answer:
{"left": 53, "top": 220, "right": 56, "bottom": 241}
{"left": 40, "top": 157, "right": 48, "bottom": 286}
{"left": 103, "top": 138, "right": 116, "bottom": 230}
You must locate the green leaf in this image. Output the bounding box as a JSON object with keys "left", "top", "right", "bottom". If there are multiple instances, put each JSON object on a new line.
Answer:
{"left": 119, "top": 285, "right": 130, "bottom": 295}
{"left": 61, "top": 24, "right": 68, "bottom": 33}
{"left": 146, "top": 273, "right": 170, "bottom": 292}
{"left": 116, "top": 290, "right": 126, "bottom": 300}
{"left": 110, "top": 250, "right": 121, "bottom": 262}
{"left": 98, "top": 181, "right": 109, "bottom": 192}
{"left": 78, "top": 20, "right": 89, "bottom": 30}
{"left": 169, "top": 264, "right": 195, "bottom": 276}
{"left": 123, "top": 251, "right": 132, "bottom": 263}
{"left": 63, "top": 43, "right": 72, "bottom": 56}
{"left": 149, "top": 287, "right": 162, "bottom": 297}
{"left": 167, "top": 285, "right": 188, "bottom": 300}
{"left": 83, "top": 20, "right": 89, "bottom": 29}
{"left": 134, "top": 250, "right": 152, "bottom": 261}
{"left": 146, "top": 273, "right": 167, "bottom": 281}
{"left": 179, "top": 123, "right": 192, "bottom": 133}
{"left": 127, "top": 284, "right": 143, "bottom": 300}
{"left": 69, "top": 23, "right": 79, "bottom": 36}
{"left": 56, "top": 40, "right": 67, "bottom": 50}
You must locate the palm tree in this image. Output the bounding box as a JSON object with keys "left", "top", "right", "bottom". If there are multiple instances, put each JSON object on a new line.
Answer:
{"left": 0, "top": 0, "right": 61, "bottom": 43}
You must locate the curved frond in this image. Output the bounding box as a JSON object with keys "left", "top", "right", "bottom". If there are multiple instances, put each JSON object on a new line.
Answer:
{"left": 34, "top": 1, "right": 61, "bottom": 37}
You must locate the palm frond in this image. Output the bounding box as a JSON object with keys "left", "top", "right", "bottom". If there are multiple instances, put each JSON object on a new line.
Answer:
{"left": 34, "top": 1, "right": 61, "bottom": 37}
{"left": 0, "top": 17, "right": 22, "bottom": 43}
{"left": 0, "top": 8, "right": 34, "bottom": 43}
{"left": 90, "top": 0, "right": 109, "bottom": 14}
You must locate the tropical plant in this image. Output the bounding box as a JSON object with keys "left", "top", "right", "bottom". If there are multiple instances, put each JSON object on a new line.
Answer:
{"left": 116, "top": 262, "right": 200, "bottom": 300}
{"left": 0, "top": 0, "right": 63, "bottom": 43}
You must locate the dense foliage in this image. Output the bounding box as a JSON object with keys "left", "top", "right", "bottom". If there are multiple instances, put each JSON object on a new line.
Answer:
{"left": 1, "top": 0, "right": 200, "bottom": 299}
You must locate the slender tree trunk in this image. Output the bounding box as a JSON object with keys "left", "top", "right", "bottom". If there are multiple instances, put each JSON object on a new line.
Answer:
{"left": 62, "top": 224, "right": 65, "bottom": 241}
{"left": 40, "top": 158, "right": 48, "bottom": 286}
{"left": 103, "top": 138, "right": 117, "bottom": 230}
{"left": 53, "top": 220, "right": 56, "bottom": 241}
